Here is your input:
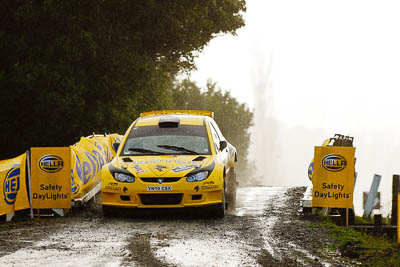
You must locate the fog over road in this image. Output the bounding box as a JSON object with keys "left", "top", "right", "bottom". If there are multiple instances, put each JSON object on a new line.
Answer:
{"left": 0, "top": 187, "right": 357, "bottom": 266}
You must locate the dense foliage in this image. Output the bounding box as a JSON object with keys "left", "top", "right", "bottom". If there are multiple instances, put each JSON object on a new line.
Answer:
{"left": 170, "top": 79, "right": 253, "bottom": 177}
{"left": 0, "top": 1, "right": 247, "bottom": 161}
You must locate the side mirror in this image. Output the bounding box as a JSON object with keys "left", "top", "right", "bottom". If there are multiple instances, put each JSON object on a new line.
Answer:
{"left": 112, "top": 142, "right": 120, "bottom": 152}
{"left": 219, "top": 140, "right": 228, "bottom": 151}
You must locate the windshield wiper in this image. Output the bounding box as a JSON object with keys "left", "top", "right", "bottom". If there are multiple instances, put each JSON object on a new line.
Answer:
{"left": 128, "top": 147, "right": 166, "bottom": 155}
{"left": 157, "top": 145, "right": 199, "bottom": 155}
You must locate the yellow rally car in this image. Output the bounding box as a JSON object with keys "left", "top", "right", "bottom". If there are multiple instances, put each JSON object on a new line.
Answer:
{"left": 101, "top": 110, "right": 237, "bottom": 217}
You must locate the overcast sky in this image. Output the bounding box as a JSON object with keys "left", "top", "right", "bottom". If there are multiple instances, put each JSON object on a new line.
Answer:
{"left": 187, "top": 0, "right": 400, "bottom": 215}
{"left": 191, "top": 0, "right": 400, "bottom": 133}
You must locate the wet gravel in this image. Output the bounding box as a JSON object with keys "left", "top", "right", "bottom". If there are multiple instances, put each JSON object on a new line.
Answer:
{"left": 0, "top": 187, "right": 359, "bottom": 266}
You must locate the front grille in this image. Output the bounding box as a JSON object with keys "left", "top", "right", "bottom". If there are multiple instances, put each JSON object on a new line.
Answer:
{"left": 140, "top": 177, "right": 181, "bottom": 183}
{"left": 139, "top": 193, "right": 183, "bottom": 205}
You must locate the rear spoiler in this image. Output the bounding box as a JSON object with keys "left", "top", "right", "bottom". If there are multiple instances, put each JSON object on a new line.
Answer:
{"left": 140, "top": 110, "right": 214, "bottom": 119}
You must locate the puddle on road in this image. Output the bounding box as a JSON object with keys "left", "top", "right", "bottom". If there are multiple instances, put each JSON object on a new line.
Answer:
{"left": 154, "top": 237, "right": 248, "bottom": 267}
{"left": 231, "top": 186, "right": 287, "bottom": 217}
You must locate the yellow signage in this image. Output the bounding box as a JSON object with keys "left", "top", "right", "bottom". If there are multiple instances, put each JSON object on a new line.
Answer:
{"left": 31, "top": 147, "right": 71, "bottom": 209}
{"left": 0, "top": 153, "right": 29, "bottom": 216}
{"left": 312, "top": 146, "right": 355, "bottom": 208}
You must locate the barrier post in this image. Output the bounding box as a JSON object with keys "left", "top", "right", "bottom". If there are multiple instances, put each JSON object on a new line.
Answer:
{"left": 26, "top": 150, "right": 34, "bottom": 219}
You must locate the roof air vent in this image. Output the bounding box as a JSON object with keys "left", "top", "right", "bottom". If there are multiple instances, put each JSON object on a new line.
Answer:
{"left": 158, "top": 116, "right": 180, "bottom": 128}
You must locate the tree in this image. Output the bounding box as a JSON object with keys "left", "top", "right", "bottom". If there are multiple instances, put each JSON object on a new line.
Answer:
{"left": 170, "top": 79, "right": 254, "bottom": 181}
{"left": 0, "top": 0, "right": 246, "bottom": 159}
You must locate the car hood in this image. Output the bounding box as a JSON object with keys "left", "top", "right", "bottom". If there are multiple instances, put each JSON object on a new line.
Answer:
{"left": 112, "top": 155, "right": 213, "bottom": 177}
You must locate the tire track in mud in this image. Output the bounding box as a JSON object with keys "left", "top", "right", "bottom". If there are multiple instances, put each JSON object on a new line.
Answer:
{"left": 147, "top": 187, "right": 290, "bottom": 266}
{"left": 0, "top": 187, "right": 352, "bottom": 267}
{"left": 0, "top": 188, "right": 290, "bottom": 267}
{"left": 122, "top": 232, "right": 170, "bottom": 267}
{"left": 233, "top": 187, "right": 300, "bottom": 266}
{"left": 255, "top": 187, "right": 328, "bottom": 266}
{"left": 151, "top": 215, "right": 258, "bottom": 267}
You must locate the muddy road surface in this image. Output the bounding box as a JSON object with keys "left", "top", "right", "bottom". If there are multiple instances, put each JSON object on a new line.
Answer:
{"left": 0, "top": 187, "right": 357, "bottom": 266}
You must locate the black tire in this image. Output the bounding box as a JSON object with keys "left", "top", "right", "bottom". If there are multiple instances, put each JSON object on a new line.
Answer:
{"left": 208, "top": 181, "right": 226, "bottom": 218}
{"left": 226, "top": 169, "right": 237, "bottom": 210}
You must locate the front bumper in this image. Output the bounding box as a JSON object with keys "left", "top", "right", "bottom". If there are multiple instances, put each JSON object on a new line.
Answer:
{"left": 101, "top": 177, "right": 223, "bottom": 208}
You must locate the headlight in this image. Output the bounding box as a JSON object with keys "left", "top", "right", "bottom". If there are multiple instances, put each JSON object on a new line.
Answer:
{"left": 114, "top": 173, "right": 135, "bottom": 183}
{"left": 186, "top": 171, "right": 209, "bottom": 182}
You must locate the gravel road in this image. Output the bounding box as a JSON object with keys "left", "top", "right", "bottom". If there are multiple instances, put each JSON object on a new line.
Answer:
{"left": 0, "top": 186, "right": 358, "bottom": 266}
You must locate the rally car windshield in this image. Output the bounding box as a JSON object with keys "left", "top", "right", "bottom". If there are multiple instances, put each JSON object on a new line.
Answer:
{"left": 121, "top": 125, "right": 211, "bottom": 156}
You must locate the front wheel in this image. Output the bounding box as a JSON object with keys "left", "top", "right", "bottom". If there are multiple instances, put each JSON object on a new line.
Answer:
{"left": 226, "top": 169, "right": 237, "bottom": 210}
{"left": 208, "top": 181, "right": 226, "bottom": 218}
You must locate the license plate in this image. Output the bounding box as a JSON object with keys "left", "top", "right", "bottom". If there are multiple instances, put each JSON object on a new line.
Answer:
{"left": 147, "top": 186, "right": 172, "bottom": 191}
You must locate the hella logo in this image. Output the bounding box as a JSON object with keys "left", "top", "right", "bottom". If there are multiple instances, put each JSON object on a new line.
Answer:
{"left": 39, "top": 155, "right": 64, "bottom": 173}
{"left": 322, "top": 154, "right": 346, "bottom": 172}
{"left": 3, "top": 164, "right": 20, "bottom": 205}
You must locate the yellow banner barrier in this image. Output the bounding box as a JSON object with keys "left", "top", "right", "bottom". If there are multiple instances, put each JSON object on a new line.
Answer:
{"left": 0, "top": 153, "right": 29, "bottom": 216}
{"left": 31, "top": 147, "right": 71, "bottom": 209}
{"left": 70, "top": 134, "right": 122, "bottom": 198}
{"left": 312, "top": 146, "right": 355, "bottom": 208}
{"left": 105, "top": 134, "right": 123, "bottom": 158}
{"left": 0, "top": 134, "right": 122, "bottom": 216}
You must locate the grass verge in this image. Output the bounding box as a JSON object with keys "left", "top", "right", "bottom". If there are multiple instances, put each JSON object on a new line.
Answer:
{"left": 318, "top": 216, "right": 400, "bottom": 266}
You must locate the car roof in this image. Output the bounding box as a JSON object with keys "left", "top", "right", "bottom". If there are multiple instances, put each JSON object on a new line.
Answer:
{"left": 140, "top": 110, "right": 214, "bottom": 118}
{"left": 136, "top": 110, "right": 213, "bottom": 127}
